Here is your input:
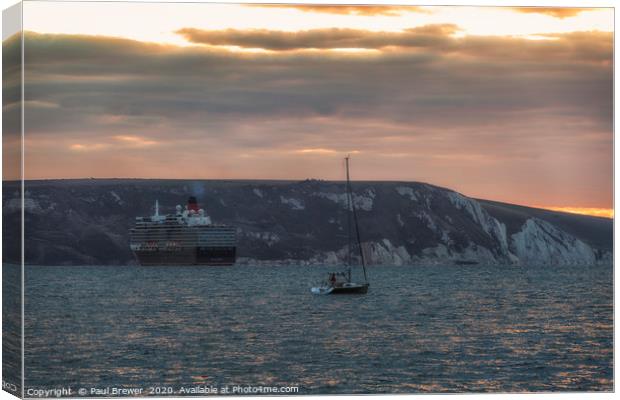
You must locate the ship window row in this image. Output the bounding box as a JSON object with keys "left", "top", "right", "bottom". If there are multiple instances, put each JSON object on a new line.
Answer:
{"left": 130, "top": 231, "right": 236, "bottom": 235}
{"left": 130, "top": 238, "right": 236, "bottom": 242}
{"left": 131, "top": 243, "right": 235, "bottom": 248}
{"left": 130, "top": 235, "right": 236, "bottom": 240}
{"left": 131, "top": 230, "right": 235, "bottom": 235}
{"left": 132, "top": 224, "right": 233, "bottom": 229}
{"left": 131, "top": 231, "right": 234, "bottom": 235}
{"left": 129, "top": 231, "right": 236, "bottom": 236}
{"left": 130, "top": 236, "right": 237, "bottom": 243}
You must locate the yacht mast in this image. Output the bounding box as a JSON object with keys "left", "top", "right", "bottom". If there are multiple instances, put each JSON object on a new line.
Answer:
{"left": 345, "top": 156, "right": 368, "bottom": 283}
{"left": 346, "top": 157, "right": 352, "bottom": 281}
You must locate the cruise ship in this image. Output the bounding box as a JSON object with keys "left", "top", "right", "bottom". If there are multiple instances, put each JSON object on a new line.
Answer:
{"left": 129, "top": 197, "right": 236, "bottom": 266}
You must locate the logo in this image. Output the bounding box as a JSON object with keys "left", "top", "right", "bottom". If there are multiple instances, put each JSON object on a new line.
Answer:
{"left": 2, "top": 381, "right": 18, "bottom": 393}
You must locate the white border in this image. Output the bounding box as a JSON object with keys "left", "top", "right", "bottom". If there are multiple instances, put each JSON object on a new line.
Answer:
{"left": 0, "top": 1, "right": 616, "bottom": 400}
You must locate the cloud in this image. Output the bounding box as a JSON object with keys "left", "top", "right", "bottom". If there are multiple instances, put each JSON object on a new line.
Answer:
{"left": 173, "top": 26, "right": 612, "bottom": 68}
{"left": 113, "top": 135, "right": 159, "bottom": 147}
{"left": 295, "top": 148, "right": 339, "bottom": 155}
{"left": 70, "top": 143, "right": 109, "bottom": 151}
{"left": 68, "top": 135, "right": 158, "bottom": 152}
{"left": 511, "top": 7, "right": 595, "bottom": 19}
{"left": 16, "top": 29, "right": 612, "bottom": 207}
{"left": 246, "top": 5, "right": 428, "bottom": 17}
{"left": 175, "top": 25, "right": 460, "bottom": 51}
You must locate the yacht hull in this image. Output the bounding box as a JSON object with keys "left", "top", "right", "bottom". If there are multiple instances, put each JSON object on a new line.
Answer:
{"left": 330, "top": 283, "right": 369, "bottom": 294}
{"left": 311, "top": 283, "right": 369, "bottom": 295}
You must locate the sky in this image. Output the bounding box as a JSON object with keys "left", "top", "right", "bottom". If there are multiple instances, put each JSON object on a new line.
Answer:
{"left": 3, "top": 2, "right": 614, "bottom": 216}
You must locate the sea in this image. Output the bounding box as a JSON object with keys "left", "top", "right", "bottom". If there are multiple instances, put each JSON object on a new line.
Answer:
{"left": 8, "top": 263, "right": 615, "bottom": 394}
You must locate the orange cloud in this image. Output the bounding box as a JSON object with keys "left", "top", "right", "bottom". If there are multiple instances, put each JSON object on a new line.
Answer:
{"left": 511, "top": 7, "right": 594, "bottom": 19}
{"left": 69, "top": 136, "right": 158, "bottom": 151}
{"left": 295, "top": 148, "right": 338, "bottom": 155}
{"left": 538, "top": 206, "right": 613, "bottom": 218}
{"left": 247, "top": 5, "right": 428, "bottom": 17}
{"left": 69, "top": 143, "right": 108, "bottom": 151}
{"left": 294, "top": 148, "right": 361, "bottom": 155}
{"left": 113, "top": 135, "right": 159, "bottom": 147}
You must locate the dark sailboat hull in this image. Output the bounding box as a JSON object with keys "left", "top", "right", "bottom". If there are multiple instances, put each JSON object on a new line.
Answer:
{"left": 330, "top": 283, "right": 369, "bottom": 294}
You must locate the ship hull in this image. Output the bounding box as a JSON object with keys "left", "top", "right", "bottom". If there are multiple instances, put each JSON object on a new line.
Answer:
{"left": 133, "top": 246, "right": 236, "bottom": 266}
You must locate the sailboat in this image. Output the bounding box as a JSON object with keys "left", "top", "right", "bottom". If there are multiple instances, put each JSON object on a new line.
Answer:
{"left": 311, "top": 156, "right": 369, "bottom": 295}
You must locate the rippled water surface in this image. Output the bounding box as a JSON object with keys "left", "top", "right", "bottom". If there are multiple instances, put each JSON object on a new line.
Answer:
{"left": 24, "top": 264, "right": 612, "bottom": 394}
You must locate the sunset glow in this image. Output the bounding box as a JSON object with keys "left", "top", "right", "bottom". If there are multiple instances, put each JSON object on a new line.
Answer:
{"left": 538, "top": 207, "right": 614, "bottom": 219}
{"left": 21, "top": 3, "right": 613, "bottom": 47}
